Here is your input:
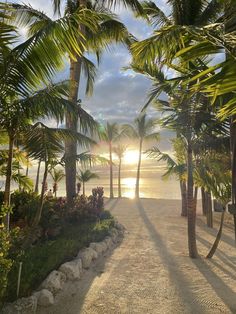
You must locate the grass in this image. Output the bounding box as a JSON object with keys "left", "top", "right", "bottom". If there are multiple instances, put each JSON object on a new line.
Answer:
{"left": 4, "top": 218, "right": 114, "bottom": 302}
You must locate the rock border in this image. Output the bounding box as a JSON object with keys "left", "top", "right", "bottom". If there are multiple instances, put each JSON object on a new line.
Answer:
{"left": 1, "top": 221, "right": 125, "bottom": 314}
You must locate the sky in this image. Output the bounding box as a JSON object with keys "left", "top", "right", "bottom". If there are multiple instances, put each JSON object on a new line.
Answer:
{"left": 15, "top": 0, "right": 172, "bottom": 152}
{"left": 26, "top": 0, "right": 167, "bottom": 121}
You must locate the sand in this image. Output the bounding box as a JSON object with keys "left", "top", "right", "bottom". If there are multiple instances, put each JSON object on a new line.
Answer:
{"left": 37, "top": 198, "right": 236, "bottom": 314}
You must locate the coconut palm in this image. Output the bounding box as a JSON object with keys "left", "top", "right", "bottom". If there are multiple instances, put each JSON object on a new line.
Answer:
{"left": 5, "top": 0, "right": 139, "bottom": 204}
{"left": 77, "top": 169, "right": 99, "bottom": 195}
{"left": 49, "top": 167, "right": 65, "bottom": 197}
{"left": 146, "top": 141, "right": 187, "bottom": 216}
{"left": 123, "top": 113, "right": 159, "bottom": 198}
{"left": 100, "top": 122, "right": 120, "bottom": 198}
{"left": 132, "top": 0, "right": 224, "bottom": 66}
{"left": 113, "top": 144, "right": 127, "bottom": 197}
{"left": 23, "top": 122, "right": 95, "bottom": 229}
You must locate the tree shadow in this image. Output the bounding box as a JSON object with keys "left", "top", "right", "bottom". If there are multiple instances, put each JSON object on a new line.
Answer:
{"left": 106, "top": 198, "right": 120, "bottom": 212}
{"left": 197, "top": 235, "right": 236, "bottom": 274}
{"left": 37, "top": 240, "right": 124, "bottom": 314}
{"left": 197, "top": 217, "right": 236, "bottom": 248}
{"left": 136, "top": 200, "right": 206, "bottom": 313}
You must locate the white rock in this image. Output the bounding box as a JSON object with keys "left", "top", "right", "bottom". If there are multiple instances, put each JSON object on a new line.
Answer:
{"left": 41, "top": 270, "right": 66, "bottom": 294}
{"left": 104, "top": 236, "right": 113, "bottom": 249}
{"left": 77, "top": 247, "right": 97, "bottom": 269}
{"left": 114, "top": 222, "right": 125, "bottom": 231}
{"left": 90, "top": 242, "right": 104, "bottom": 254}
{"left": 36, "top": 289, "right": 54, "bottom": 307}
{"left": 59, "top": 259, "right": 82, "bottom": 281}
{"left": 2, "top": 296, "right": 38, "bottom": 314}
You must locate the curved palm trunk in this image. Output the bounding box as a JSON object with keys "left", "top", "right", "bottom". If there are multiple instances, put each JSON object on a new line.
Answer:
{"left": 187, "top": 140, "right": 198, "bottom": 258}
{"left": 180, "top": 180, "right": 187, "bottom": 216}
{"left": 65, "top": 0, "right": 87, "bottom": 205}
{"left": 206, "top": 209, "right": 225, "bottom": 258}
{"left": 135, "top": 138, "right": 143, "bottom": 199}
{"left": 118, "top": 158, "right": 121, "bottom": 198}
{"left": 3, "top": 135, "right": 15, "bottom": 231}
{"left": 109, "top": 141, "right": 114, "bottom": 198}
{"left": 34, "top": 160, "right": 41, "bottom": 194}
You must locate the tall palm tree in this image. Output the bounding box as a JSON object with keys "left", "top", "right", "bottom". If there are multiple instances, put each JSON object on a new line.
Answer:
{"left": 123, "top": 113, "right": 159, "bottom": 198}
{"left": 101, "top": 122, "right": 120, "bottom": 198}
{"left": 77, "top": 169, "right": 99, "bottom": 195}
{"left": 49, "top": 167, "right": 65, "bottom": 197}
{"left": 113, "top": 144, "right": 127, "bottom": 197}
{"left": 6, "top": 0, "right": 138, "bottom": 204}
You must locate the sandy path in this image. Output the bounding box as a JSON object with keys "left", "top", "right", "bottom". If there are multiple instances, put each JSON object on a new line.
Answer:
{"left": 37, "top": 199, "right": 236, "bottom": 314}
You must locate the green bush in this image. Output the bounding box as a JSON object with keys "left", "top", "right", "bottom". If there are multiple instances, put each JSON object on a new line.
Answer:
{"left": 4, "top": 218, "right": 114, "bottom": 302}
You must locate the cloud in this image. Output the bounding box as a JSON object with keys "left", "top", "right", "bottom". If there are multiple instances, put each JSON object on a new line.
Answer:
{"left": 15, "top": 0, "right": 171, "bottom": 127}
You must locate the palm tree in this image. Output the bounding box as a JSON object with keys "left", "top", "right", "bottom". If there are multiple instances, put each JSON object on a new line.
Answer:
{"left": 123, "top": 113, "right": 159, "bottom": 198}
{"left": 6, "top": 0, "right": 138, "bottom": 204}
{"left": 113, "top": 144, "right": 127, "bottom": 197}
{"left": 146, "top": 142, "right": 187, "bottom": 216}
{"left": 23, "top": 122, "right": 94, "bottom": 229}
{"left": 77, "top": 169, "right": 99, "bottom": 195}
{"left": 101, "top": 122, "right": 120, "bottom": 198}
{"left": 49, "top": 167, "right": 65, "bottom": 197}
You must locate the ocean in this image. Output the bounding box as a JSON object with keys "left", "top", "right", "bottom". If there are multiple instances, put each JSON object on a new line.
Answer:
{"left": 0, "top": 162, "right": 181, "bottom": 199}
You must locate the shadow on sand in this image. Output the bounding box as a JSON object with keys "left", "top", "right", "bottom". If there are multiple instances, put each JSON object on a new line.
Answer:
{"left": 137, "top": 200, "right": 236, "bottom": 313}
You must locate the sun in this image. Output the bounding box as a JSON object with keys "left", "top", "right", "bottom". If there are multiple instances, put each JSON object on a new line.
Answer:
{"left": 123, "top": 150, "right": 139, "bottom": 165}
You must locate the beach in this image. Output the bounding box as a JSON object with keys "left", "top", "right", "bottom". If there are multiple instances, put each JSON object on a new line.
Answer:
{"left": 37, "top": 198, "right": 236, "bottom": 314}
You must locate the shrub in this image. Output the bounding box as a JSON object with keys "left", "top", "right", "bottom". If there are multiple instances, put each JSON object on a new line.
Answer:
{"left": 4, "top": 218, "right": 114, "bottom": 302}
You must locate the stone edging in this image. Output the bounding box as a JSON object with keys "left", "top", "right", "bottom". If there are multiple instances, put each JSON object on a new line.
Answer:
{"left": 1, "top": 221, "right": 125, "bottom": 314}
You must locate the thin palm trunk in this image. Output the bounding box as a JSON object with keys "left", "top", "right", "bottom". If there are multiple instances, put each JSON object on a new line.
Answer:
{"left": 206, "top": 209, "right": 225, "bottom": 258}
{"left": 83, "top": 181, "right": 85, "bottom": 196}
{"left": 109, "top": 141, "right": 114, "bottom": 198}
{"left": 118, "top": 159, "right": 121, "bottom": 198}
{"left": 187, "top": 140, "right": 198, "bottom": 258}
{"left": 65, "top": 0, "right": 86, "bottom": 205}
{"left": 135, "top": 138, "right": 143, "bottom": 198}
{"left": 206, "top": 191, "right": 213, "bottom": 228}
{"left": 3, "top": 135, "right": 15, "bottom": 230}
{"left": 180, "top": 180, "right": 187, "bottom": 216}
{"left": 25, "top": 156, "right": 29, "bottom": 177}
{"left": 33, "top": 161, "right": 48, "bottom": 227}
{"left": 34, "top": 160, "right": 41, "bottom": 194}
{"left": 201, "top": 187, "right": 206, "bottom": 215}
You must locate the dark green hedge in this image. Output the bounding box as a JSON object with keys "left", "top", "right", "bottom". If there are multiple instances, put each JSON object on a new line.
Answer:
{"left": 5, "top": 218, "right": 114, "bottom": 302}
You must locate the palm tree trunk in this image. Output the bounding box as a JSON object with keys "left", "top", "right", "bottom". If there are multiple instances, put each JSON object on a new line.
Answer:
{"left": 34, "top": 160, "right": 41, "bottom": 194}
{"left": 109, "top": 141, "right": 114, "bottom": 198}
{"left": 3, "top": 135, "right": 15, "bottom": 231}
{"left": 65, "top": 0, "right": 87, "bottom": 205}
{"left": 83, "top": 181, "right": 85, "bottom": 196}
{"left": 118, "top": 159, "right": 121, "bottom": 198}
{"left": 206, "top": 191, "right": 213, "bottom": 228}
{"left": 206, "top": 208, "right": 225, "bottom": 258}
{"left": 180, "top": 180, "right": 187, "bottom": 217}
{"left": 201, "top": 187, "right": 206, "bottom": 215}
{"left": 187, "top": 140, "right": 198, "bottom": 258}
{"left": 33, "top": 161, "right": 48, "bottom": 227}
{"left": 135, "top": 138, "right": 143, "bottom": 199}
{"left": 193, "top": 186, "right": 198, "bottom": 211}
